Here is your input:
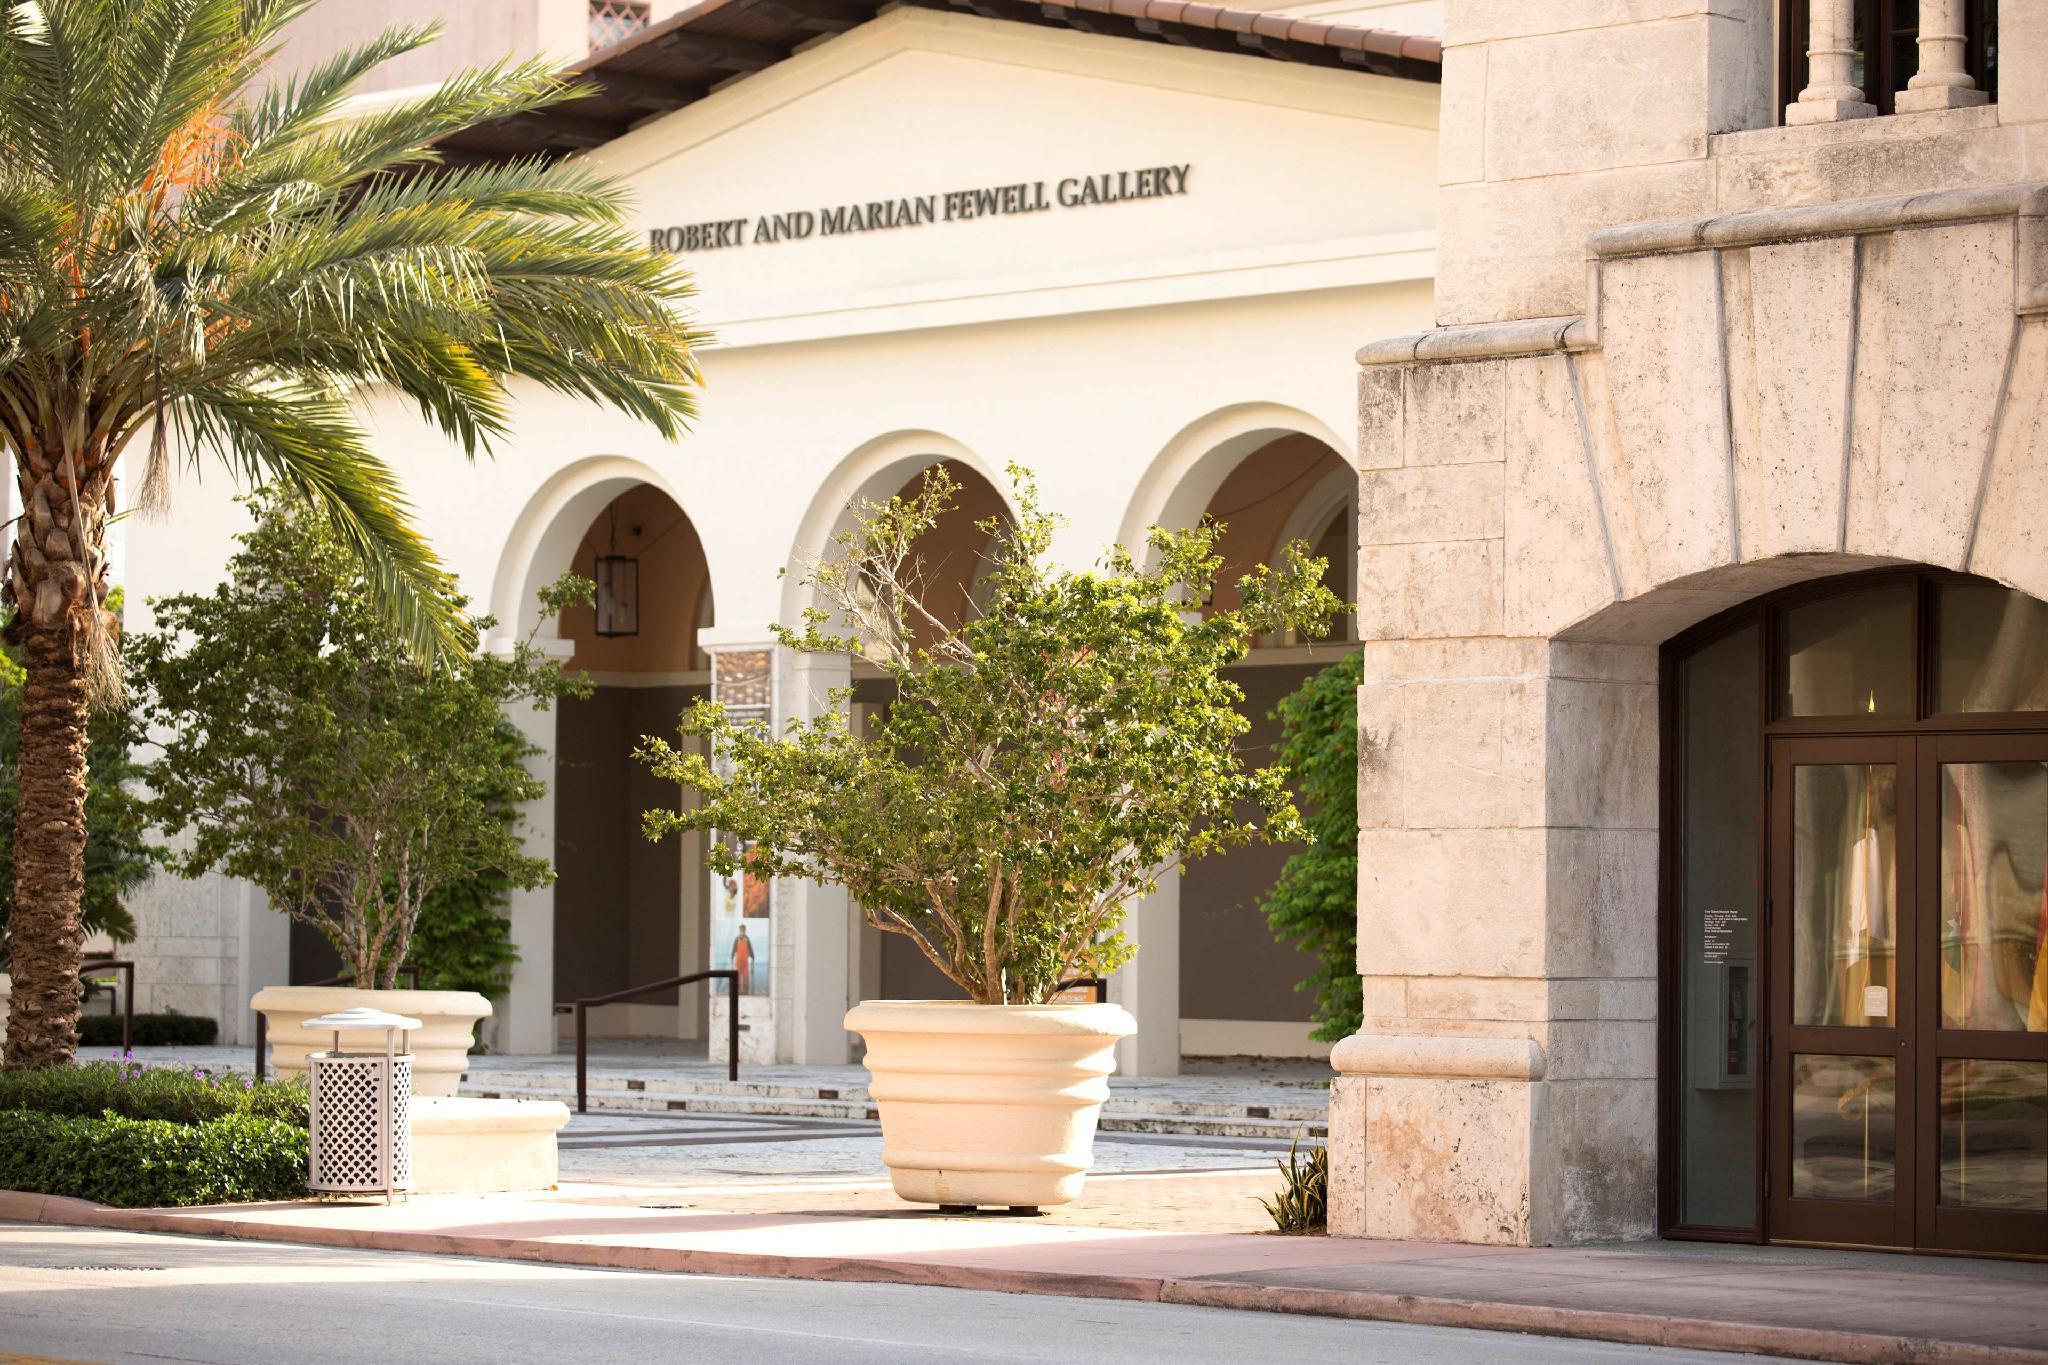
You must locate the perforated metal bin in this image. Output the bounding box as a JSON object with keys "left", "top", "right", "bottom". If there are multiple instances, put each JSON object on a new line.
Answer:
{"left": 302, "top": 1006, "right": 421, "bottom": 1202}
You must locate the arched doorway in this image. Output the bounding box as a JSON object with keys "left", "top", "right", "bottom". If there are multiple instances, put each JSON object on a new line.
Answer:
{"left": 1181, "top": 431, "right": 1357, "bottom": 1062}
{"left": 551, "top": 483, "right": 715, "bottom": 1042}
{"left": 1664, "top": 568, "right": 2047, "bottom": 1256}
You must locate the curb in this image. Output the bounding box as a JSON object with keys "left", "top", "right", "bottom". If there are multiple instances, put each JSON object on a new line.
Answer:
{"left": 3, "top": 1192, "right": 2041, "bottom": 1365}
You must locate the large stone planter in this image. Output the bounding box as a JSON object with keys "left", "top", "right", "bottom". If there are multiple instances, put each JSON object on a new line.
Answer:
{"left": 252, "top": 985, "right": 489, "bottom": 1097}
{"left": 845, "top": 998, "right": 1136, "bottom": 1210}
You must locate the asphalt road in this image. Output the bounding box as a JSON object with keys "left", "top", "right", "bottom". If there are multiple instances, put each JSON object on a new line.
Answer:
{"left": 0, "top": 1224, "right": 1796, "bottom": 1365}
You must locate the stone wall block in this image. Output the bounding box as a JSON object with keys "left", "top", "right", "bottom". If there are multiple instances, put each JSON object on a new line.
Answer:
{"left": 1358, "top": 828, "right": 1548, "bottom": 977}
{"left": 1364, "top": 1076, "right": 1533, "bottom": 1244}
{"left": 1406, "top": 359, "right": 1507, "bottom": 466}
{"left": 1402, "top": 975, "right": 1550, "bottom": 1024}
{"left": 1356, "top": 680, "right": 1403, "bottom": 830}
{"left": 1967, "top": 318, "right": 2048, "bottom": 603}
{"left": 1598, "top": 250, "right": 1739, "bottom": 588}
{"left": 1358, "top": 462, "right": 1505, "bottom": 546}
{"left": 1325, "top": 1076, "right": 1369, "bottom": 1235}
{"left": 1396, "top": 676, "right": 1546, "bottom": 829}
{"left": 1543, "top": 1018, "right": 1656, "bottom": 1082}
{"left": 1712, "top": 118, "right": 2025, "bottom": 215}
{"left": 1847, "top": 221, "right": 2015, "bottom": 569}
{"left": 1449, "top": 0, "right": 1752, "bottom": 47}
{"left": 1545, "top": 677, "right": 1658, "bottom": 829}
{"left": 1356, "top": 365, "right": 1404, "bottom": 471}
{"left": 1545, "top": 828, "right": 1660, "bottom": 979}
{"left": 1438, "top": 43, "right": 1487, "bottom": 186}
{"left": 1741, "top": 236, "right": 1857, "bottom": 557}
{"left": 1358, "top": 538, "right": 1505, "bottom": 640}
{"left": 1533, "top": 1079, "right": 1658, "bottom": 1244}
{"left": 1568, "top": 350, "right": 1656, "bottom": 597}
{"left": 1436, "top": 162, "right": 1712, "bottom": 326}
{"left": 1504, "top": 354, "right": 1620, "bottom": 636}
{"left": 1483, "top": 19, "right": 1713, "bottom": 182}
{"left": 2001, "top": 2, "right": 2048, "bottom": 127}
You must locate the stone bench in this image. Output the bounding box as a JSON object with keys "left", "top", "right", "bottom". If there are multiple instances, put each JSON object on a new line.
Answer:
{"left": 410, "top": 1097, "right": 570, "bottom": 1195}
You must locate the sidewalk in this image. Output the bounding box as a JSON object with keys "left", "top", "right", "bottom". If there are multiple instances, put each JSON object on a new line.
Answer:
{"left": 5, "top": 1180, "right": 2042, "bottom": 1365}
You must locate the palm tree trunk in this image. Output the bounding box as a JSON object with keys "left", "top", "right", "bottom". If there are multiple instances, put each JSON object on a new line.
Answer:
{"left": 3, "top": 442, "right": 111, "bottom": 1071}
{"left": 2, "top": 624, "right": 90, "bottom": 1069}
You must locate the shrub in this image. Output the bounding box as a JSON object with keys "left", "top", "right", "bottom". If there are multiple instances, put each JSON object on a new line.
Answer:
{"left": 1261, "top": 653, "right": 1364, "bottom": 1042}
{"left": 1259, "top": 1139, "right": 1328, "bottom": 1233}
{"left": 0, "top": 1108, "right": 307, "bottom": 1207}
{"left": 0, "top": 1061, "right": 307, "bottom": 1128}
{"left": 76, "top": 1014, "right": 219, "bottom": 1048}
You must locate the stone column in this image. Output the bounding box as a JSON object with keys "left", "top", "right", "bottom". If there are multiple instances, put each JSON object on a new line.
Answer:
{"left": 1113, "top": 874, "right": 1180, "bottom": 1076}
{"left": 777, "top": 646, "right": 853, "bottom": 1065}
{"left": 497, "top": 641, "right": 571, "bottom": 1055}
{"left": 1895, "top": 0, "right": 1990, "bottom": 111}
{"left": 1787, "top": 0, "right": 1877, "bottom": 123}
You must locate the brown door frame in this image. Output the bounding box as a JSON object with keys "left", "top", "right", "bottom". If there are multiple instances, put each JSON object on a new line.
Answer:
{"left": 1912, "top": 732, "right": 2048, "bottom": 1256}
{"left": 1766, "top": 735, "right": 1918, "bottom": 1250}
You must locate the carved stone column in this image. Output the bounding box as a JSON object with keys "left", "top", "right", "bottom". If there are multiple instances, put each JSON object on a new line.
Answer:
{"left": 1787, "top": 0, "right": 1878, "bottom": 124}
{"left": 1896, "top": 0, "right": 1990, "bottom": 111}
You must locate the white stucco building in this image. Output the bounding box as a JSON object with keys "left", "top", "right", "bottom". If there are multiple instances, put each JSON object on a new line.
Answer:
{"left": 123, "top": 0, "right": 1444, "bottom": 1079}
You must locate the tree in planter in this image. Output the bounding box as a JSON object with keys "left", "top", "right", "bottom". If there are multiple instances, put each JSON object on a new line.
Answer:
{"left": 0, "top": 0, "right": 703, "bottom": 1068}
{"left": 639, "top": 467, "right": 1344, "bottom": 1005}
{"left": 131, "top": 494, "right": 590, "bottom": 989}
{"left": 1261, "top": 652, "right": 1364, "bottom": 1042}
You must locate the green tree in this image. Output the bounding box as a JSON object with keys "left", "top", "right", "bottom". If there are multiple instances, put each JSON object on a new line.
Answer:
{"left": 1261, "top": 653, "right": 1362, "bottom": 1042}
{"left": 0, "top": 0, "right": 703, "bottom": 1066}
{"left": 401, "top": 716, "right": 528, "bottom": 999}
{"left": 639, "top": 467, "right": 1343, "bottom": 1006}
{"left": 131, "top": 493, "right": 589, "bottom": 990}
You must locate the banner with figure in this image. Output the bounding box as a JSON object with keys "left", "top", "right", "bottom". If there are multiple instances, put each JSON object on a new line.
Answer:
{"left": 709, "top": 647, "right": 774, "bottom": 997}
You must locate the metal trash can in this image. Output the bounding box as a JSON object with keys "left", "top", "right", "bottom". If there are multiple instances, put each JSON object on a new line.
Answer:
{"left": 303, "top": 1006, "right": 421, "bottom": 1202}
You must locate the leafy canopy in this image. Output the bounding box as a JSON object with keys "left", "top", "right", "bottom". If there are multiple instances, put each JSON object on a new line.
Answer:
{"left": 640, "top": 467, "right": 1344, "bottom": 1005}
{"left": 1260, "top": 653, "right": 1362, "bottom": 1042}
{"left": 131, "top": 491, "right": 589, "bottom": 988}
{"left": 0, "top": 0, "right": 705, "bottom": 660}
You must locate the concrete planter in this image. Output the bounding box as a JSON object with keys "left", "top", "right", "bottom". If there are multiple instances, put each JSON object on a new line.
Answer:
{"left": 845, "top": 998, "right": 1136, "bottom": 1209}
{"left": 252, "top": 985, "right": 490, "bottom": 1097}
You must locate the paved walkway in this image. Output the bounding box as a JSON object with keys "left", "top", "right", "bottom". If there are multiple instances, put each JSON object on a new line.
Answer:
{"left": 4, "top": 1186, "right": 2041, "bottom": 1364}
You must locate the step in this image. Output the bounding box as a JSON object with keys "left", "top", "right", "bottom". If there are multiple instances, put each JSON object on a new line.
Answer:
{"left": 462, "top": 1080, "right": 1326, "bottom": 1139}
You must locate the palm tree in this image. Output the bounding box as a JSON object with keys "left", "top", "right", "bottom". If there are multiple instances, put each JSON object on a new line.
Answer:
{"left": 0, "top": 0, "right": 704, "bottom": 1068}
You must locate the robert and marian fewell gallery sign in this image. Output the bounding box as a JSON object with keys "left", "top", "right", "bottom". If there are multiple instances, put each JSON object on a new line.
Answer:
{"left": 648, "top": 163, "right": 1194, "bottom": 253}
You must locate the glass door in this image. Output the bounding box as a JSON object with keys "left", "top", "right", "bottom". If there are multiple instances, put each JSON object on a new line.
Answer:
{"left": 1768, "top": 737, "right": 1917, "bottom": 1249}
{"left": 1914, "top": 735, "right": 2048, "bottom": 1254}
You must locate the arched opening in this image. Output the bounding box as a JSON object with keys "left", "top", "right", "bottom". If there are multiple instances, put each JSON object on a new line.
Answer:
{"left": 1179, "top": 431, "right": 1358, "bottom": 1063}
{"left": 551, "top": 483, "right": 716, "bottom": 1042}
{"left": 1663, "top": 568, "right": 2047, "bottom": 1257}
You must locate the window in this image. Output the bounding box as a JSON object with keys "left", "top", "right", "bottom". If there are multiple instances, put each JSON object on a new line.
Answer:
{"left": 590, "top": 0, "right": 651, "bottom": 53}
{"left": 1779, "top": 0, "right": 1998, "bottom": 118}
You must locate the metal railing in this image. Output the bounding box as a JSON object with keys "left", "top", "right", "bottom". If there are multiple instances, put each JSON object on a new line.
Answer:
{"left": 81, "top": 959, "right": 136, "bottom": 1053}
{"left": 574, "top": 969, "right": 739, "bottom": 1113}
{"left": 254, "top": 965, "right": 420, "bottom": 1081}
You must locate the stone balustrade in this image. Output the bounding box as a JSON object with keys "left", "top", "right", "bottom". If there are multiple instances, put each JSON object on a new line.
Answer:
{"left": 1788, "top": 0, "right": 1990, "bottom": 125}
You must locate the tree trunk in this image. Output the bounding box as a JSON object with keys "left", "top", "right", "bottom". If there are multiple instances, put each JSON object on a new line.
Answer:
{"left": 2, "top": 625, "right": 91, "bottom": 1068}
{"left": 3, "top": 441, "right": 113, "bottom": 1070}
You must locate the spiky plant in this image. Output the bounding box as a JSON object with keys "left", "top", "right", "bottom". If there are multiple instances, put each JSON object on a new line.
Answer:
{"left": 0, "top": 0, "right": 704, "bottom": 1068}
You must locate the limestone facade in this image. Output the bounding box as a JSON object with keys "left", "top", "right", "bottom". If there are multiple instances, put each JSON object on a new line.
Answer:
{"left": 1331, "top": 0, "right": 2048, "bottom": 1245}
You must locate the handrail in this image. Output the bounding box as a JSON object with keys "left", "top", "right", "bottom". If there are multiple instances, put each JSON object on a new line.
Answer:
{"left": 1054, "top": 976, "right": 1110, "bottom": 1004}
{"left": 253, "top": 964, "right": 421, "bottom": 1081}
{"left": 575, "top": 969, "right": 740, "bottom": 1113}
{"left": 80, "top": 959, "right": 136, "bottom": 1054}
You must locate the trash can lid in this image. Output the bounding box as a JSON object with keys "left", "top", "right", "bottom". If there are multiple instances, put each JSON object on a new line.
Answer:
{"left": 302, "top": 1006, "right": 423, "bottom": 1032}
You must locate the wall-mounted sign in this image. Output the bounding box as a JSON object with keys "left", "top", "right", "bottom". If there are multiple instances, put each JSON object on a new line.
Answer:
{"left": 648, "top": 162, "right": 1192, "bottom": 254}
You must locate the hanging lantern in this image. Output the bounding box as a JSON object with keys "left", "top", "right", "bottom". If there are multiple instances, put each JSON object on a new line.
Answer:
{"left": 594, "top": 553, "right": 639, "bottom": 637}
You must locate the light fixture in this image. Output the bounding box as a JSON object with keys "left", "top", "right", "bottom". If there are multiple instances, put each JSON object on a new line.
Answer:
{"left": 594, "top": 505, "right": 639, "bottom": 637}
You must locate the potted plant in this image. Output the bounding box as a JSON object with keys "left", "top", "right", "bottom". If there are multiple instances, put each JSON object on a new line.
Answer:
{"left": 132, "top": 494, "right": 588, "bottom": 1095}
{"left": 640, "top": 467, "right": 1339, "bottom": 1207}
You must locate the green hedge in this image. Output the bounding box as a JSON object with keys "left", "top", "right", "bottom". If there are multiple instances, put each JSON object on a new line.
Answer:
{"left": 77, "top": 1013, "right": 218, "bottom": 1047}
{"left": 0, "top": 1061, "right": 307, "bottom": 1128}
{"left": 0, "top": 1108, "right": 307, "bottom": 1207}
